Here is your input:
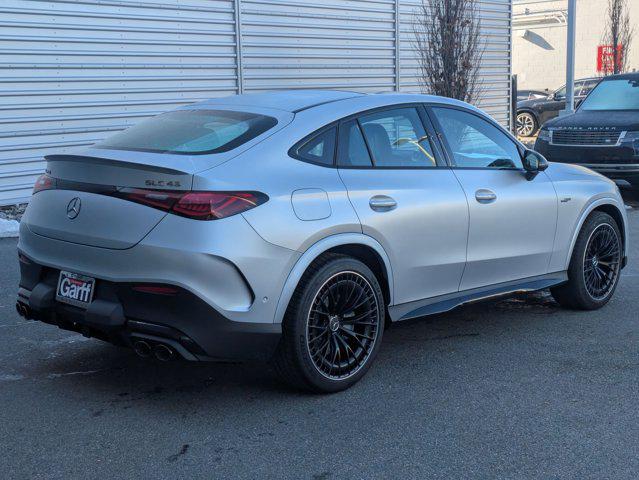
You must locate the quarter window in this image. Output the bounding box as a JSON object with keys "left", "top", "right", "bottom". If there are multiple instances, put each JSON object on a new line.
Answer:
{"left": 295, "top": 126, "right": 337, "bottom": 166}
{"left": 432, "top": 107, "right": 523, "bottom": 169}
{"left": 358, "top": 108, "right": 437, "bottom": 167}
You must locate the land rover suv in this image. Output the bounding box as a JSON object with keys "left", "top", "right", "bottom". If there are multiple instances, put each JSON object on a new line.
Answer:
{"left": 534, "top": 72, "right": 639, "bottom": 188}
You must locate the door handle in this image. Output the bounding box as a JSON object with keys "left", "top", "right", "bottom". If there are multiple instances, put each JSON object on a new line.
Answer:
{"left": 369, "top": 195, "right": 397, "bottom": 211}
{"left": 475, "top": 189, "right": 497, "bottom": 203}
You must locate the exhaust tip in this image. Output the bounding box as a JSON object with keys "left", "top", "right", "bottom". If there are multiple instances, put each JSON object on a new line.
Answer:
{"left": 133, "top": 340, "right": 152, "bottom": 358}
{"left": 153, "top": 344, "right": 174, "bottom": 362}
{"left": 15, "top": 302, "right": 31, "bottom": 320}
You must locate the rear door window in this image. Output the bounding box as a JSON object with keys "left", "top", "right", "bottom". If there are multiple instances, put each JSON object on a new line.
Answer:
{"left": 97, "top": 109, "right": 278, "bottom": 155}
{"left": 358, "top": 108, "right": 437, "bottom": 167}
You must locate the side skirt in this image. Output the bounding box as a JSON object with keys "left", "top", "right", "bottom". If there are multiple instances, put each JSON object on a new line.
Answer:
{"left": 389, "top": 272, "right": 568, "bottom": 322}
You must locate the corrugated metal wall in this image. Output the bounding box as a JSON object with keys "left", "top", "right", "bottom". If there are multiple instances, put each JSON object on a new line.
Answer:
{"left": 1, "top": 0, "right": 512, "bottom": 205}
{"left": 400, "top": 0, "right": 513, "bottom": 124}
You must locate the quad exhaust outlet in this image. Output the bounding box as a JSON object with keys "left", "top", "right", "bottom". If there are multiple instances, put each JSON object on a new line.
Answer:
{"left": 132, "top": 340, "right": 175, "bottom": 361}
{"left": 15, "top": 302, "right": 31, "bottom": 320}
{"left": 153, "top": 344, "right": 174, "bottom": 362}
{"left": 133, "top": 340, "right": 152, "bottom": 358}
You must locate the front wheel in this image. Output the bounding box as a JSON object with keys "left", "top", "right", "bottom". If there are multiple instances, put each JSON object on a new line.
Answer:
{"left": 273, "top": 254, "right": 385, "bottom": 393}
{"left": 551, "top": 211, "right": 622, "bottom": 310}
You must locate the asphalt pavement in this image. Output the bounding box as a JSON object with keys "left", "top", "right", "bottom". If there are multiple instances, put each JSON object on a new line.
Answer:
{"left": 1, "top": 194, "right": 639, "bottom": 479}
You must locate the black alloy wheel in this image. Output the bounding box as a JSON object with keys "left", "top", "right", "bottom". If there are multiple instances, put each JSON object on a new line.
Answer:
{"left": 582, "top": 223, "right": 621, "bottom": 301}
{"left": 551, "top": 211, "right": 622, "bottom": 310}
{"left": 306, "top": 271, "right": 380, "bottom": 380}
{"left": 273, "top": 254, "right": 385, "bottom": 393}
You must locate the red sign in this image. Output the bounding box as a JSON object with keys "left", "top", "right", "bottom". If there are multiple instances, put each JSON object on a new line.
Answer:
{"left": 597, "top": 44, "right": 624, "bottom": 73}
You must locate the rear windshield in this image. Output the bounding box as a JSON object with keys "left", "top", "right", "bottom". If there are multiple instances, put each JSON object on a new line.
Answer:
{"left": 97, "top": 109, "right": 278, "bottom": 154}
{"left": 579, "top": 78, "right": 639, "bottom": 111}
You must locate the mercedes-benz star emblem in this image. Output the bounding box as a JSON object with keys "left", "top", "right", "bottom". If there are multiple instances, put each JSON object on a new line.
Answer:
{"left": 66, "top": 197, "right": 81, "bottom": 219}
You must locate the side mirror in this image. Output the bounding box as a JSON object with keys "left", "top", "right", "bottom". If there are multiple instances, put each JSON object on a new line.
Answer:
{"left": 522, "top": 150, "right": 548, "bottom": 179}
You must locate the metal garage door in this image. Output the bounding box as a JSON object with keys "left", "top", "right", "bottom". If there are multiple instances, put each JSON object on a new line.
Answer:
{"left": 0, "top": 0, "right": 511, "bottom": 205}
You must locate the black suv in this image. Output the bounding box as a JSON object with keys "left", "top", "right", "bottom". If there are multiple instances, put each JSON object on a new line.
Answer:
{"left": 534, "top": 72, "right": 639, "bottom": 187}
{"left": 516, "top": 78, "right": 600, "bottom": 137}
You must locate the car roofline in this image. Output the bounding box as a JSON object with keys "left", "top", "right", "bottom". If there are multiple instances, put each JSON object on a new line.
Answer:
{"left": 601, "top": 72, "right": 639, "bottom": 81}
{"left": 291, "top": 93, "right": 365, "bottom": 113}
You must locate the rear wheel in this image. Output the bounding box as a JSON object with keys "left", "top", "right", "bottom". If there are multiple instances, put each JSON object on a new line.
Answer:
{"left": 551, "top": 212, "right": 622, "bottom": 310}
{"left": 273, "top": 254, "right": 385, "bottom": 393}
{"left": 516, "top": 112, "right": 538, "bottom": 137}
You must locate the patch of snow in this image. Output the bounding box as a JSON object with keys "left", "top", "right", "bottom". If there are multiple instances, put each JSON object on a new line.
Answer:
{"left": 0, "top": 218, "right": 19, "bottom": 238}
{"left": 47, "top": 369, "right": 105, "bottom": 379}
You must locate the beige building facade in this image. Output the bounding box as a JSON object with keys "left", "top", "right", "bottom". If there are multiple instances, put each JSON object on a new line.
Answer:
{"left": 513, "top": 0, "right": 639, "bottom": 91}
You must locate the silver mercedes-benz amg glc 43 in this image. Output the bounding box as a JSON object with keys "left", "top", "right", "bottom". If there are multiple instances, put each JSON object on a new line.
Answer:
{"left": 16, "top": 90, "right": 629, "bottom": 392}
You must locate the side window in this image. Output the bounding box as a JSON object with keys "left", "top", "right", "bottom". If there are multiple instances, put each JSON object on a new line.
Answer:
{"left": 337, "top": 120, "right": 373, "bottom": 167}
{"left": 294, "top": 126, "right": 337, "bottom": 166}
{"left": 358, "top": 108, "right": 437, "bottom": 167}
{"left": 554, "top": 85, "right": 566, "bottom": 100}
{"left": 574, "top": 81, "right": 586, "bottom": 97}
{"left": 431, "top": 107, "right": 523, "bottom": 169}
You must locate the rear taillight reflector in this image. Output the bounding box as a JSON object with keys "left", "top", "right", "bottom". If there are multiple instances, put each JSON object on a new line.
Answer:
{"left": 132, "top": 285, "right": 180, "bottom": 296}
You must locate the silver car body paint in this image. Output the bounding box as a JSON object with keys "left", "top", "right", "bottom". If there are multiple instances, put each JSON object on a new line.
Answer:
{"left": 452, "top": 168, "right": 558, "bottom": 290}
{"left": 19, "top": 91, "right": 629, "bottom": 336}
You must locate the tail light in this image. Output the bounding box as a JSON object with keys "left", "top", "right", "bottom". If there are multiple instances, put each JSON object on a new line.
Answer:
{"left": 30, "top": 174, "right": 266, "bottom": 220}
{"left": 114, "top": 189, "right": 268, "bottom": 220}
{"left": 33, "top": 174, "right": 56, "bottom": 194}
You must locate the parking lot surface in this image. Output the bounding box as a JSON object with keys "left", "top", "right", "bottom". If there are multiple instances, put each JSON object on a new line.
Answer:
{"left": 1, "top": 196, "right": 639, "bottom": 479}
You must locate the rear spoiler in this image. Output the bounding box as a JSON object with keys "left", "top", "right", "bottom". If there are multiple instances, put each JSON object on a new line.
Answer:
{"left": 45, "top": 154, "right": 186, "bottom": 175}
{"left": 43, "top": 154, "right": 194, "bottom": 190}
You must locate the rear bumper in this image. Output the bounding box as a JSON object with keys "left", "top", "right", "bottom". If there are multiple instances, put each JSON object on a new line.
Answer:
{"left": 17, "top": 209, "right": 300, "bottom": 361}
{"left": 16, "top": 257, "right": 282, "bottom": 361}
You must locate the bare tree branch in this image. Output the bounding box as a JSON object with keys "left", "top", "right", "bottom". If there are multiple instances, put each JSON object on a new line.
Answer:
{"left": 412, "top": 0, "right": 484, "bottom": 104}
{"left": 603, "top": 0, "right": 634, "bottom": 74}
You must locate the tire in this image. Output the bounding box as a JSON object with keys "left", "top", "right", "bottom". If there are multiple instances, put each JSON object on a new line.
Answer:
{"left": 516, "top": 111, "right": 538, "bottom": 137}
{"left": 551, "top": 211, "right": 622, "bottom": 310}
{"left": 273, "top": 254, "right": 385, "bottom": 393}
